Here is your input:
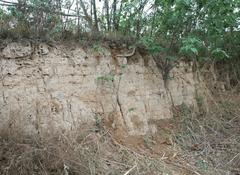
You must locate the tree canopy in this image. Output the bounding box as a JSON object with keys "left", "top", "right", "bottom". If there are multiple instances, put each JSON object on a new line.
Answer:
{"left": 0, "top": 0, "right": 239, "bottom": 61}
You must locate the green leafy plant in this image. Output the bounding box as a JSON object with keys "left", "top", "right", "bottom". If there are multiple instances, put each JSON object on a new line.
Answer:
{"left": 195, "top": 159, "right": 208, "bottom": 172}
{"left": 211, "top": 48, "right": 229, "bottom": 60}
{"left": 196, "top": 95, "right": 204, "bottom": 107}
{"left": 120, "top": 64, "right": 127, "bottom": 70}
{"left": 138, "top": 36, "right": 163, "bottom": 56}
{"left": 128, "top": 107, "right": 136, "bottom": 112}
{"left": 92, "top": 44, "right": 105, "bottom": 53}
{"left": 180, "top": 37, "right": 203, "bottom": 57}
{"left": 94, "top": 114, "right": 103, "bottom": 132}
{"left": 96, "top": 74, "right": 115, "bottom": 83}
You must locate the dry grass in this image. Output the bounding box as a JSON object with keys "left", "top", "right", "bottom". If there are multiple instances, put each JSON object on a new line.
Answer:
{"left": 0, "top": 123, "right": 180, "bottom": 175}
{"left": 1, "top": 102, "right": 238, "bottom": 175}
{"left": 1, "top": 98, "right": 239, "bottom": 175}
{"left": 173, "top": 98, "right": 240, "bottom": 175}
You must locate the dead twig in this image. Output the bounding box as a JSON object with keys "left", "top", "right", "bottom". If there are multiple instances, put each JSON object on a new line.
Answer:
{"left": 123, "top": 164, "right": 137, "bottom": 175}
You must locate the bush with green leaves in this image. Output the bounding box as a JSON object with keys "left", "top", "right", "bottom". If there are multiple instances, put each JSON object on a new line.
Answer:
{"left": 138, "top": 36, "right": 163, "bottom": 56}
{"left": 211, "top": 48, "right": 230, "bottom": 60}
{"left": 180, "top": 37, "right": 203, "bottom": 57}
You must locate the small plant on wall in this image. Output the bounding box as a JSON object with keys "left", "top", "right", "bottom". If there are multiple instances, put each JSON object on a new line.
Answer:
{"left": 96, "top": 73, "right": 115, "bottom": 85}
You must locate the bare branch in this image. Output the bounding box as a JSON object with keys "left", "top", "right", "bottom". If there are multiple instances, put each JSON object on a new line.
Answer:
{"left": 0, "top": 3, "right": 16, "bottom": 6}
{"left": 0, "top": 0, "right": 18, "bottom": 5}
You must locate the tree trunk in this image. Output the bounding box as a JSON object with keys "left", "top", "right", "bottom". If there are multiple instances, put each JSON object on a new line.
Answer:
{"left": 104, "top": 0, "right": 110, "bottom": 31}
{"left": 112, "top": 0, "right": 117, "bottom": 31}
{"left": 79, "top": 0, "right": 93, "bottom": 30}
{"left": 135, "top": 0, "right": 147, "bottom": 38}
{"left": 76, "top": 0, "right": 80, "bottom": 36}
{"left": 92, "top": 0, "right": 99, "bottom": 32}
{"left": 115, "top": 0, "right": 123, "bottom": 31}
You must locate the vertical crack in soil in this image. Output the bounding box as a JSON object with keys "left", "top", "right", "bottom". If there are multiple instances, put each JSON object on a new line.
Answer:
{"left": 115, "top": 73, "right": 128, "bottom": 130}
